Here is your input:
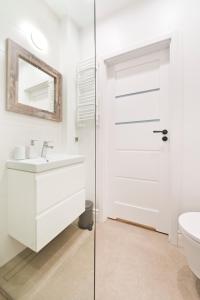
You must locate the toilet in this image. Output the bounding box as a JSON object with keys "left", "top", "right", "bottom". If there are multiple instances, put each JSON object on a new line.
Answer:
{"left": 179, "top": 212, "right": 200, "bottom": 279}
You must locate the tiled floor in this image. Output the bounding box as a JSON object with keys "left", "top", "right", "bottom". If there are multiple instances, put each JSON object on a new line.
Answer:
{"left": 0, "top": 220, "right": 200, "bottom": 300}
{"left": 0, "top": 224, "right": 94, "bottom": 300}
{"left": 0, "top": 287, "right": 12, "bottom": 300}
{"left": 96, "top": 220, "right": 200, "bottom": 300}
{"left": 0, "top": 294, "right": 6, "bottom": 300}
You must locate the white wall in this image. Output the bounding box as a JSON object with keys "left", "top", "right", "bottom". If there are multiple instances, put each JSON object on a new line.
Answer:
{"left": 81, "top": 0, "right": 200, "bottom": 229}
{"left": 0, "top": 0, "right": 80, "bottom": 266}
{"left": 95, "top": 0, "right": 182, "bottom": 56}
{"left": 60, "top": 16, "right": 81, "bottom": 155}
{"left": 61, "top": 17, "right": 96, "bottom": 207}
{"left": 78, "top": 122, "right": 95, "bottom": 206}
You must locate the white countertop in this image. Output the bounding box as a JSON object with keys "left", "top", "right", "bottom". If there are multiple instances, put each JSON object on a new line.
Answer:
{"left": 7, "top": 154, "right": 85, "bottom": 173}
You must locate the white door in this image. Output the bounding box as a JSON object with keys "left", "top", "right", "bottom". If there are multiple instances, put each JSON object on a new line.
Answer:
{"left": 107, "top": 48, "right": 170, "bottom": 234}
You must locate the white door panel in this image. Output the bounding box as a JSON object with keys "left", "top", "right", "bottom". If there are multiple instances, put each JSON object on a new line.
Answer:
{"left": 113, "top": 151, "right": 159, "bottom": 181}
{"left": 107, "top": 49, "right": 170, "bottom": 233}
{"left": 112, "top": 178, "right": 159, "bottom": 210}
{"left": 114, "top": 202, "right": 158, "bottom": 229}
{"left": 115, "top": 122, "right": 161, "bottom": 151}
{"left": 115, "top": 60, "right": 160, "bottom": 96}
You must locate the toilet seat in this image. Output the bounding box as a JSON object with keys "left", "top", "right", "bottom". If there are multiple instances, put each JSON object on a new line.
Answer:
{"left": 179, "top": 212, "right": 200, "bottom": 244}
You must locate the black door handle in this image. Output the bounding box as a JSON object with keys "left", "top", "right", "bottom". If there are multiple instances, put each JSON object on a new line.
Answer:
{"left": 162, "top": 136, "right": 168, "bottom": 142}
{"left": 153, "top": 129, "right": 168, "bottom": 135}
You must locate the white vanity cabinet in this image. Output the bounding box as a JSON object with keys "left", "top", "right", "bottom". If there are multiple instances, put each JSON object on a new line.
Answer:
{"left": 7, "top": 156, "right": 85, "bottom": 252}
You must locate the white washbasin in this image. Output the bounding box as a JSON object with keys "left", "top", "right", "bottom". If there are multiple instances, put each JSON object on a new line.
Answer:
{"left": 7, "top": 154, "right": 85, "bottom": 173}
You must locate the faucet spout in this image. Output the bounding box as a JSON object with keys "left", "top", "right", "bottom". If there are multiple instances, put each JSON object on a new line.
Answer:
{"left": 41, "top": 141, "right": 54, "bottom": 159}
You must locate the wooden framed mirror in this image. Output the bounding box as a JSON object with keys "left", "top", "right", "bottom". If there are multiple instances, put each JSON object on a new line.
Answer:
{"left": 6, "top": 39, "right": 62, "bottom": 122}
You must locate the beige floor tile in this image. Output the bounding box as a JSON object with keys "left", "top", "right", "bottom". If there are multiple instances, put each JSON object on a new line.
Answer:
{"left": 1, "top": 219, "right": 200, "bottom": 300}
{"left": 0, "top": 294, "right": 6, "bottom": 300}
{"left": 96, "top": 220, "right": 200, "bottom": 300}
{"left": 0, "top": 224, "right": 94, "bottom": 300}
{"left": 0, "top": 287, "right": 12, "bottom": 300}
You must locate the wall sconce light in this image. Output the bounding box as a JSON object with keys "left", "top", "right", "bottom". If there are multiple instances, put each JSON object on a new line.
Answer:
{"left": 30, "top": 29, "right": 48, "bottom": 52}
{"left": 20, "top": 22, "right": 48, "bottom": 52}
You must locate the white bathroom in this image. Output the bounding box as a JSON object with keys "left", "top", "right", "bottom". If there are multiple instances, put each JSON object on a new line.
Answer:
{"left": 0, "top": 0, "right": 200, "bottom": 299}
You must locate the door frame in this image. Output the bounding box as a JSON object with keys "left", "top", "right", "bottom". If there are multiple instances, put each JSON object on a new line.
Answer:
{"left": 97, "top": 33, "right": 183, "bottom": 244}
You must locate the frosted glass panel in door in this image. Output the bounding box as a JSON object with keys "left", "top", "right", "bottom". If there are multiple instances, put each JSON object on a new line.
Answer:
{"left": 115, "top": 90, "right": 160, "bottom": 124}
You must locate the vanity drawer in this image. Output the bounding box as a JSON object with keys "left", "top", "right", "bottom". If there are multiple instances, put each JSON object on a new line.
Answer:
{"left": 36, "top": 163, "right": 85, "bottom": 213}
{"left": 36, "top": 189, "right": 85, "bottom": 251}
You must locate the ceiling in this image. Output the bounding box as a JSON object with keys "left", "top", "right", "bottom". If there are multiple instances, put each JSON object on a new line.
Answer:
{"left": 44, "top": 0, "right": 134, "bottom": 28}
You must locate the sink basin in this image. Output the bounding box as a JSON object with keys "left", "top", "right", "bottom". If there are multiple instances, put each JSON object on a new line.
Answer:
{"left": 7, "top": 154, "right": 85, "bottom": 173}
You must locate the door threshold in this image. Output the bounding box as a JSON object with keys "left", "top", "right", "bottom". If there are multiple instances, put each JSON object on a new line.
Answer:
{"left": 109, "top": 218, "right": 168, "bottom": 235}
{"left": 109, "top": 217, "right": 156, "bottom": 232}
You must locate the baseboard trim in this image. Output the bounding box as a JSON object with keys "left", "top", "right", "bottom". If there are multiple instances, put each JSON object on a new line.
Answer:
{"left": 93, "top": 208, "right": 100, "bottom": 223}
{"left": 177, "top": 231, "right": 183, "bottom": 248}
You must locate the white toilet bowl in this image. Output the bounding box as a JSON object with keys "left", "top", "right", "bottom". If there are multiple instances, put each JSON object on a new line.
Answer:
{"left": 179, "top": 212, "right": 200, "bottom": 279}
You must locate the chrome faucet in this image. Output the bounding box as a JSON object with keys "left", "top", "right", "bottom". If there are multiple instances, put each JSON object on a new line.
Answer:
{"left": 41, "top": 141, "right": 54, "bottom": 159}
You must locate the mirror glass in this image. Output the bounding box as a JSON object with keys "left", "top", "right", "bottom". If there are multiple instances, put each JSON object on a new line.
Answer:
{"left": 18, "top": 58, "right": 55, "bottom": 112}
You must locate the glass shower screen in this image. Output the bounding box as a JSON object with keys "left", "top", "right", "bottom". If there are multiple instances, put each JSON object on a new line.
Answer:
{"left": 0, "top": 1, "right": 96, "bottom": 299}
